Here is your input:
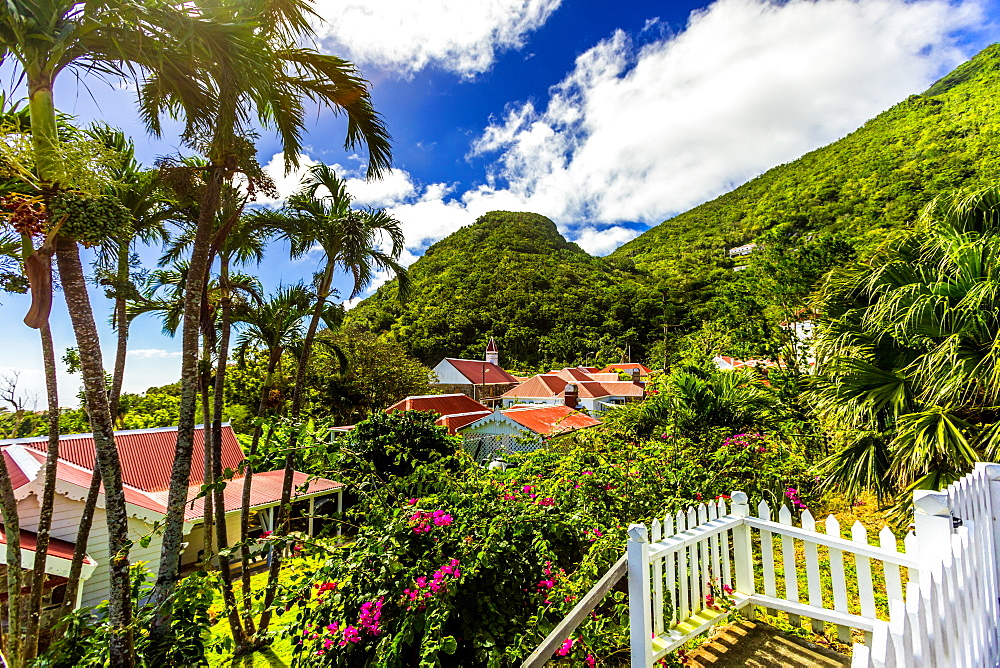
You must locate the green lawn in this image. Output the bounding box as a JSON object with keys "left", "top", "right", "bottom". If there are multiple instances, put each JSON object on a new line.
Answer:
{"left": 206, "top": 556, "right": 323, "bottom": 668}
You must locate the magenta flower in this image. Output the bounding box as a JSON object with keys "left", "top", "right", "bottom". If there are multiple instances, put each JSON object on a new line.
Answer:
{"left": 556, "top": 637, "right": 574, "bottom": 656}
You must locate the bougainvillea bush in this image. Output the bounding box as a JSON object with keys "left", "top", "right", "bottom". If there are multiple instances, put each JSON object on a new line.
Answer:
{"left": 287, "top": 411, "right": 820, "bottom": 667}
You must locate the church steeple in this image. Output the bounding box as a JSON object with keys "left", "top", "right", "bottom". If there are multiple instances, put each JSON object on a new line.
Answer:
{"left": 485, "top": 336, "right": 499, "bottom": 365}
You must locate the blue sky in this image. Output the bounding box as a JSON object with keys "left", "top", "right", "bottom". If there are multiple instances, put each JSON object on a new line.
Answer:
{"left": 2, "top": 0, "right": 1000, "bottom": 405}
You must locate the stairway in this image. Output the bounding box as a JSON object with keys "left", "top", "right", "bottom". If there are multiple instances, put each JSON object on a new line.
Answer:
{"left": 683, "top": 621, "right": 851, "bottom": 668}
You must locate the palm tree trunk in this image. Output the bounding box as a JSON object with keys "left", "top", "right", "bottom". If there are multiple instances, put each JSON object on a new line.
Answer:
{"left": 201, "top": 354, "right": 215, "bottom": 566}
{"left": 54, "top": 236, "right": 134, "bottom": 668}
{"left": 257, "top": 264, "right": 332, "bottom": 635}
{"left": 239, "top": 347, "right": 280, "bottom": 631}
{"left": 109, "top": 244, "right": 131, "bottom": 421}
{"left": 23, "top": 323, "right": 60, "bottom": 661}
{"left": 150, "top": 163, "right": 223, "bottom": 627}
{"left": 0, "top": 443, "right": 23, "bottom": 667}
{"left": 210, "top": 255, "right": 247, "bottom": 646}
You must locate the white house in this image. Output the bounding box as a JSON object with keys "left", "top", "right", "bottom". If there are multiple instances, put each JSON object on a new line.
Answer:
{"left": 0, "top": 425, "right": 341, "bottom": 610}
{"left": 458, "top": 404, "right": 602, "bottom": 462}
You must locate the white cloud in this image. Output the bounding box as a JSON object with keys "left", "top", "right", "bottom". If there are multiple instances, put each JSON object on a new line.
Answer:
{"left": 127, "top": 349, "right": 182, "bottom": 359}
{"left": 472, "top": 0, "right": 986, "bottom": 227}
{"left": 311, "top": 0, "right": 562, "bottom": 76}
{"left": 258, "top": 152, "right": 320, "bottom": 205}
{"left": 573, "top": 226, "right": 642, "bottom": 255}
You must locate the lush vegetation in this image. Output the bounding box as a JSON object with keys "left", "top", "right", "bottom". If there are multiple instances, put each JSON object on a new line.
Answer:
{"left": 345, "top": 211, "right": 664, "bottom": 368}
{"left": 0, "top": 0, "right": 996, "bottom": 661}
{"left": 349, "top": 44, "right": 1000, "bottom": 370}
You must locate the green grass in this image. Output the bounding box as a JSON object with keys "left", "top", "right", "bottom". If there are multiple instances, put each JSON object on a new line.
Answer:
{"left": 206, "top": 556, "right": 324, "bottom": 668}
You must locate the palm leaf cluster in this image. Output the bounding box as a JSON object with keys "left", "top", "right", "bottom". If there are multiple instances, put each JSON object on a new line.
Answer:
{"left": 813, "top": 187, "right": 1000, "bottom": 499}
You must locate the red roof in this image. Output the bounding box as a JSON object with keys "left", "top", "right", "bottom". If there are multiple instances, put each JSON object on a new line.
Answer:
{"left": 387, "top": 393, "right": 490, "bottom": 416}
{"left": 178, "top": 470, "right": 341, "bottom": 522}
{"left": 442, "top": 359, "right": 519, "bottom": 385}
{"left": 11, "top": 425, "right": 244, "bottom": 493}
{"left": 0, "top": 525, "right": 95, "bottom": 564}
{"left": 501, "top": 405, "right": 601, "bottom": 435}
{"left": 435, "top": 410, "right": 493, "bottom": 434}
{"left": 714, "top": 355, "right": 779, "bottom": 370}
{"left": 600, "top": 363, "right": 653, "bottom": 375}
{"left": 594, "top": 382, "right": 646, "bottom": 398}
{"left": 502, "top": 374, "right": 566, "bottom": 399}
{"left": 2, "top": 426, "right": 341, "bottom": 523}
{"left": 4, "top": 451, "right": 29, "bottom": 489}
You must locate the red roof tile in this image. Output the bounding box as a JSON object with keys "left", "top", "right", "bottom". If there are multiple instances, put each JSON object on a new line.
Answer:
{"left": 9, "top": 425, "right": 244, "bottom": 493}
{"left": 501, "top": 405, "right": 601, "bottom": 435}
{"left": 442, "top": 359, "right": 519, "bottom": 385}
{"left": 387, "top": 394, "right": 490, "bottom": 416}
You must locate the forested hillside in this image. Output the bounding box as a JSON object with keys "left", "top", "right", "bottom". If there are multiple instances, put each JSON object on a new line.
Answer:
{"left": 345, "top": 211, "right": 663, "bottom": 367}
{"left": 349, "top": 44, "right": 1000, "bottom": 367}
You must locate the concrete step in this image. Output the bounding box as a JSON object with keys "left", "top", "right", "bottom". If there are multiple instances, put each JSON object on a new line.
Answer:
{"left": 683, "top": 620, "right": 851, "bottom": 668}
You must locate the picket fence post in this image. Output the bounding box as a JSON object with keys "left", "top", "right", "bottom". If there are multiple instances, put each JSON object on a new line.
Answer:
{"left": 913, "top": 490, "right": 953, "bottom": 570}
{"left": 730, "top": 491, "right": 755, "bottom": 619}
{"left": 628, "top": 523, "right": 653, "bottom": 668}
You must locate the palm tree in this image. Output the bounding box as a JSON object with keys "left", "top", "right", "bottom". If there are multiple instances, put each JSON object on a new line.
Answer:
{"left": 144, "top": 0, "right": 392, "bottom": 627}
{"left": 230, "top": 283, "right": 311, "bottom": 634}
{"left": 90, "top": 126, "right": 177, "bottom": 419}
{"left": 0, "top": 4, "right": 243, "bottom": 663}
{"left": 812, "top": 187, "right": 1000, "bottom": 501}
{"left": 247, "top": 165, "right": 409, "bottom": 636}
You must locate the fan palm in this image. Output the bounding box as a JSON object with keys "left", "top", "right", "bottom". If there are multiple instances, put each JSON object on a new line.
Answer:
{"left": 813, "top": 187, "right": 1000, "bottom": 501}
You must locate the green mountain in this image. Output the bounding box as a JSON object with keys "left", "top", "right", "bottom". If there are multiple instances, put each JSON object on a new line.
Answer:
{"left": 349, "top": 44, "right": 1000, "bottom": 367}
{"left": 344, "top": 211, "right": 663, "bottom": 368}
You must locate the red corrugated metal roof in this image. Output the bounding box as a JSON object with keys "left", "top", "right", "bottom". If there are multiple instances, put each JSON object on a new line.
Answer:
{"left": 443, "top": 359, "right": 519, "bottom": 385}
{"left": 180, "top": 469, "right": 341, "bottom": 521}
{"left": 0, "top": 525, "right": 94, "bottom": 564}
{"left": 4, "top": 451, "right": 29, "bottom": 489}
{"left": 387, "top": 394, "right": 490, "bottom": 416}
{"left": 11, "top": 425, "right": 244, "bottom": 492}
{"left": 502, "top": 374, "right": 566, "bottom": 398}
{"left": 435, "top": 410, "right": 492, "bottom": 434}
{"left": 596, "top": 382, "right": 646, "bottom": 398}
{"left": 502, "top": 405, "right": 601, "bottom": 435}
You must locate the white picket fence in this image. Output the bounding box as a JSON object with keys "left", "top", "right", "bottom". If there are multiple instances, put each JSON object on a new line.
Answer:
{"left": 626, "top": 463, "right": 1000, "bottom": 667}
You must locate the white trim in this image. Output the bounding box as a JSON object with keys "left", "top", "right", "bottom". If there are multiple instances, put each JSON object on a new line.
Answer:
{"left": 0, "top": 545, "right": 97, "bottom": 580}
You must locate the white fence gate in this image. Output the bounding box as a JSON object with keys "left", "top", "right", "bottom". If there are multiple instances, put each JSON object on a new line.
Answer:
{"left": 626, "top": 463, "right": 1000, "bottom": 667}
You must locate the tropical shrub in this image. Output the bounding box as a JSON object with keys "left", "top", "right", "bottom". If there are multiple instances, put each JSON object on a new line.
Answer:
{"left": 286, "top": 417, "right": 819, "bottom": 666}
{"left": 812, "top": 187, "right": 1000, "bottom": 498}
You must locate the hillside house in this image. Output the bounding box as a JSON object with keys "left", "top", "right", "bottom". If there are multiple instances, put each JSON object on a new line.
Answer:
{"left": 600, "top": 363, "right": 653, "bottom": 377}
{"left": 430, "top": 338, "right": 519, "bottom": 405}
{"left": 500, "top": 371, "right": 645, "bottom": 414}
{"left": 0, "top": 425, "right": 341, "bottom": 610}
{"left": 386, "top": 393, "right": 492, "bottom": 434}
{"left": 458, "top": 404, "right": 601, "bottom": 462}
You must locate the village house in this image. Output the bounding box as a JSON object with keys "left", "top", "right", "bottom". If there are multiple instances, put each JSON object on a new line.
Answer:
{"left": 501, "top": 367, "right": 645, "bottom": 414}
{"left": 0, "top": 425, "right": 341, "bottom": 610}
{"left": 430, "top": 337, "right": 519, "bottom": 405}
{"left": 600, "top": 363, "right": 654, "bottom": 377}
{"left": 386, "top": 393, "right": 492, "bottom": 434}
{"left": 458, "top": 403, "right": 602, "bottom": 462}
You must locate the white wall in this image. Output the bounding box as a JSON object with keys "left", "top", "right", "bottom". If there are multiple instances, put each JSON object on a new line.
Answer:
{"left": 432, "top": 360, "right": 470, "bottom": 385}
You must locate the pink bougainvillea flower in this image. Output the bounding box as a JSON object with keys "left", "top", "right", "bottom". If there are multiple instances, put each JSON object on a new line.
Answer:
{"left": 556, "top": 637, "right": 574, "bottom": 656}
